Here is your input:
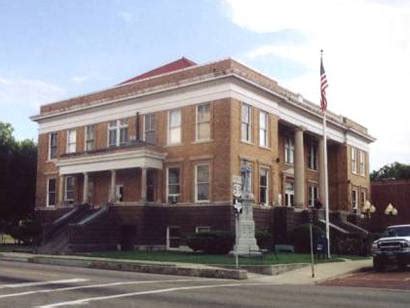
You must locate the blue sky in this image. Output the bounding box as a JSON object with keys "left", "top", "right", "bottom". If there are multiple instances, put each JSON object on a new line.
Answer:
{"left": 1, "top": 0, "right": 410, "bottom": 170}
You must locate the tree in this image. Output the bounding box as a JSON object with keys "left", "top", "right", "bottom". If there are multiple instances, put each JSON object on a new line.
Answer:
{"left": 0, "top": 122, "right": 37, "bottom": 223}
{"left": 370, "top": 162, "right": 410, "bottom": 181}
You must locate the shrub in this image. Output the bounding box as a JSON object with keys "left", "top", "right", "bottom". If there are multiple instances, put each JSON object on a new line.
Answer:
{"left": 255, "top": 230, "right": 273, "bottom": 250}
{"left": 289, "top": 224, "right": 324, "bottom": 253}
{"left": 186, "top": 231, "right": 234, "bottom": 254}
{"left": 7, "top": 219, "right": 42, "bottom": 245}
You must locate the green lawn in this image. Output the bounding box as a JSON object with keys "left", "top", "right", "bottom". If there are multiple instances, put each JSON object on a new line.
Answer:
{"left": 87, "top": 250, "right": 368, "bottom": 266}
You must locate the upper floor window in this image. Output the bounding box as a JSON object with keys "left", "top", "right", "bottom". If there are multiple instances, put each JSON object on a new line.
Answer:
{"left": 66, "top": 129, "right": 76, "bottom": 153}
{"left": 259, "top": 111, "right": 268, "bottom": 147}
{"left": 168, "top": 109, "right": 181, "bottom": 144}
{"left": 259, "top": 168, "right": 269, "bottom": 205}
{"left": 195, "top": 164, "right": 210, "bottom": 202}
{"left": 241, "top": 103, "right": 252, "bottom": 142}
{"left": 47, "top": 178, "right": 56, "bottom": 207}
{"left": 196, "top": 104, "right": 211, "bottom": 141}
{"left": 64, "top": 176, "right": 75, "bottom": 202}
{"left": 85, "top": 125, "right": 95, "bottom": 151}
{"left": 167, "top": 167, "right": 180, "bottom": 203}
{"left": 144, "top": 113, "right": 156, "bottom": 144}
{"left": 351, "top": 148, "right": 357, "bottom": 174}
{"left": 308, "top": 141, "right": 318, "bottom": 170}
{"left": 108, "top": 119, "right": 128, "bottom": 147}
{"left": 284, "top": 136, "right": 295, "bottom": 164}
{"left": 308, "top": 185, "right": 318, "bottom": 207}
{"left": 48, "top": 132, "right": 58, "bottom": 160}
{"left": 359, "top": 151, "right": 365, "bottom": 176}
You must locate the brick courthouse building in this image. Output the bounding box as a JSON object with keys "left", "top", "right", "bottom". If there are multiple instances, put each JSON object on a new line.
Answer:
{"left": 32, "top": 58, "right": 375, "bottom": 251}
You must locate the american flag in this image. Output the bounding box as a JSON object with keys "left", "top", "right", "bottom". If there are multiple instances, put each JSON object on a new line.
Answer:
{"left": 320, "top": 55, "right": 328, "bottom": 112}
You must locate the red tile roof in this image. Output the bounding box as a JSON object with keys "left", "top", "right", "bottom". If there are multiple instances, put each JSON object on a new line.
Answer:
{"left": 120, "top": 57, "right": 197, "bottom": 85}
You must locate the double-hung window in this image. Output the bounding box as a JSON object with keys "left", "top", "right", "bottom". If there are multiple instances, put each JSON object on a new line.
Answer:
{"left": 168, "top": 110, "right": 181, "bottom": 144}
{"left": 85, "top": 125, "right": 95, "bottom": 151}
{"left": 241, "top": 104, "right": 252, "bottom": 142}
{"left": 308, "top": 141, "right": 318, "bottom": 170}
{"left": 259, "top": 111, "right": 268, "bottom": 147}
{"left": 47, "top": 178, "right": 56, "bottom": 207}
{"left": 351, "top": 148, "right": 357, "bottom": 174}
{"left": 167, "top": 167, "right": 180, "bottom": 203}
{"left": 285, "top": 182, "right": 294, "bottom": 207}
{"left": 259, "top": 168, "right": 268, "bottom": 205}
{"left": 196, "top": 104, "right": 211, "bottom": 141}
{"left": 285, "top": 137, "right": 295, "bottom": 164}
{"left": 144, "top": 113, "right": 156, "bottom": 144}
{"left": 359, "top": 151, "right": 365, "bottom": 176}
{"left": 108, "top": 119, "right": 128, "bottom": 147}
{"left": 64, "top": 176, "right": 75, "bottom": 202}
{"left": 308, "top": 185, "right": 318, "bottom": 207}
{"left": 66, "top": 129, "right": 76, "bottom": 153}
{"left": 195, "top": 164, "right": 210, "bottom": 202}
{"left": 49, "top": 132, "right": 58, "bottom": 159}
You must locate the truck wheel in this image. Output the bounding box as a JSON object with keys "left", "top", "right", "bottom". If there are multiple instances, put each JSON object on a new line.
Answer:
{"left": 373, "top": 256, "right": 385, "bottom": 272}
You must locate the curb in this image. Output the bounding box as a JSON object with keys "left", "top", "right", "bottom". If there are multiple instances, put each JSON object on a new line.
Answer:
{"left": 0, "top": 253, "right": 248, "bottom": 280}
{"left": 240, "top": 263, "right": 309, "bottom": 275}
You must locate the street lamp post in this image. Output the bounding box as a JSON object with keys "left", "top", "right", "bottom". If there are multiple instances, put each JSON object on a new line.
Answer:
{"left": 384, "top": 203, "right": 398, "bottom": 216}
{"left": 361, "top": 200, "right": 376, "bottom": 219}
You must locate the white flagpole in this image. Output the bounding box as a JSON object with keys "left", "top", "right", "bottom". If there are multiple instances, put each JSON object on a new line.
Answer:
{"left": 322, "top": 111, "right": 331, "bottom": 258}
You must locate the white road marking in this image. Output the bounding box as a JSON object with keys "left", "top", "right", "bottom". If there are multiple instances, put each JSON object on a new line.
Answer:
{"left": 0, "top": 279, "right": 88, "bottom": 289}
{"left": 0, "top": 278, "right": 203, "bottom": 300}
{"left": 36, "top": 282, "right": 277, "bottom": 307}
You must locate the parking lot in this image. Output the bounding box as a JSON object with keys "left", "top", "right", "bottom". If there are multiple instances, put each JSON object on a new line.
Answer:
{"left": 321, "top": 267, "right": 410, "bottom": 290}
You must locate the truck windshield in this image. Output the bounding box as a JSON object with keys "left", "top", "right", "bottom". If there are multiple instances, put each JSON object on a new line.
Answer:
{"left": 384, "top": 226, "right": 410, "bottom": 237}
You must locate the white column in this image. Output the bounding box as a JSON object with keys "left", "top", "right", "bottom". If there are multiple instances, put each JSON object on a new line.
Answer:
{"left": 141, "top": 167, "right": 147, "bottom": 202}
{"left": 82, "top": 172, "right": 89, "bottom": 204}
{"left": 110, "top": 170, "right": 116, "bottom": 203}
{"left": 294, "top": 127, "right": 305, "bottom": 208}
{"left": 319, "top": 137, "right": 326, "bottom": 204}
{"left": 58, "top": 175, "right": 64, "bottom": 206}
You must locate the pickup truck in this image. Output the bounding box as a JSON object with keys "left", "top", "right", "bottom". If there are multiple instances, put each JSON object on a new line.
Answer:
{"left": 371, "top": 224, "right": 410, "bottom": 271}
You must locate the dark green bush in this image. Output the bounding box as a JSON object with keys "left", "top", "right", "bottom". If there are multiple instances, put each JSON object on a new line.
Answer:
{"left": 289, "top": 224, "right": 324, "bottom": 253}
{"left": 255, "top": 230, "right": 273, "bottom": 250}
{"left": 186, "top": 231, "right": 234, "bottom": 254}
{"left": 7, "top": 219, "right": 42, "bottom": 245}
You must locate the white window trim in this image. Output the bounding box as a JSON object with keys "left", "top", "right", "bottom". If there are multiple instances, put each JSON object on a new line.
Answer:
{"left": 48, "top": 132, "right": 57, "bottom": 160}
{"left": 84, "top": 125, "right": 95, "bottom": 152}
{"left": 352, "top": 189, "right": 358, "bottom": 209}
{"left": 194, "top": 163, "right": 210, "bottom": 203}
{"left": 308, "top": 142, "right": 318, "bottom": 170}
{"left": 195, "top": 104, "right": 211, "bottom": 142}
{"left": 259, "top": 168, "right": 269, "bottom": 206}
{"left": 359, "top": 151, "right": 365, "bottom": 176}
{"left": 259, "top": 111, "right": 268, "bottom": 147}
{"left": 351, "top": 148, "right": 358, "bottom": 174}
{"left": 241, "top": 103, "right": 252, "bottom": 142}
{"left": 167, "top": 109, "right": 182, "bottom": 145}
{"left": 308, "top": 185, "right": 318, "bottom": 207}
{"left": 195, "top": 226, "right": 211, "bottom": 233}
{"left": 66, "top": 129, "right": 77, "bottom": 154}
{"left": 46, "top": 177, "right": 56, "bottom": 207}
{"left": 107, "top": 119, "right": 128, "bottom": 147}
{"left": 285, "top": 136, "right": 295, "bottom": 164}
{"left": 116, "top": 184, "right": 124, "bottom": 202}
{"left": 143, "top": 113, "right": 156, "bottom": 144}
{"left": 166, "top": 166, "right": 181, "bottom": 203}
{"left": 64, "top": 176, "right": 75, "bottom": 202}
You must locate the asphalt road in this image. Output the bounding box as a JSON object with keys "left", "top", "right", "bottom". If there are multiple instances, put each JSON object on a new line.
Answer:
{"left": 0, "top": 260, "right": 409, "bottom": 308}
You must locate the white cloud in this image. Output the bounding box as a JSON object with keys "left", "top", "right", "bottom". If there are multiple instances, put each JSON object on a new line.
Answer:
{"left": 0, "top": 77, "right": 65, "bottom": 111}
{"left": 224, "top": 0, "right": 410, "bottom": 170}
{"left": 71, "top": 75, "right": 89, "bottom": 84}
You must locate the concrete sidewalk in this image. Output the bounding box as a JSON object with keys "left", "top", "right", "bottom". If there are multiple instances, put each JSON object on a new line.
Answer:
{"left": 248, "top": 259, "right": 372, "bottom": 284}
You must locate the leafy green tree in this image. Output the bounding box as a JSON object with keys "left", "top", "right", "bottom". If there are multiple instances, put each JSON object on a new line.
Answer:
{"left": 370, "top": 162, "right": 410, "bottom": 181}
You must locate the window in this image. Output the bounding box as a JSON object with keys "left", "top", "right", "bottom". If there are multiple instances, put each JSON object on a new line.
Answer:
{"left": 195, "top": 226, "right": 211, "bottom": 233}
{"left": 108, "top": 119, "right": 128, "bottom": 147}
{"left": 144, "top": 113, "right": 156, "bottom": 144}
{"left": 85, "top": 125, "right": 95, "bottom": 151}
{"left": 308, "top": 185, "right": 318, "bottom": 207}
{"left": 308, "top": 141, "right": 318, "bottom": 170}
{"left": 167, "top": 167, "right": 180, "bottom": 203}
{"left": 195, "top": 164, "right": 210, "bottom": 202}
{"left": 168, "top": 110, "right": 181, "bottom": 144}
{"left": 64, "top": 176, "right": 75, "bottom": 202}
{"left": 285, "top": 136, "right": 295, "bottom": 164}
{"left": 116, "top": 184, "right": 124, "bottom": 202}
{"left": 241, "top": 103, "right": 252, "bottom": 142}
{"left": 259, "top": 168, "right": 269, "bottom": 205}
{"left": 66, "top": 129, "right": 76, "bottom": 153}
{"left": 240, "top": 160, "right": 253, "bottom": 193}
{"left": 196, "top": 104, "right": 211, "bottom": 141}
{"left": 259, "top": 111, "right": 268, "bottom": 147}
{"left": 359, "top": 151, "right": 365, "bottom": 176}
{"left": 352, "top": 189, "right": 358, "bottom": 210}
{"left": 49, "top": 132, "right": 58, "bottom": 159}
{"left": 47, "top": 178, "right": 56, "bottom": 207}
{"left": 285, "top": 182, "right": 294, "bottom": 207}
{"left": 351, "top": 148, "right": 357, "bottom": 174}
{"left": 361, "top": 191, "right": 366, "bottom": 207}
